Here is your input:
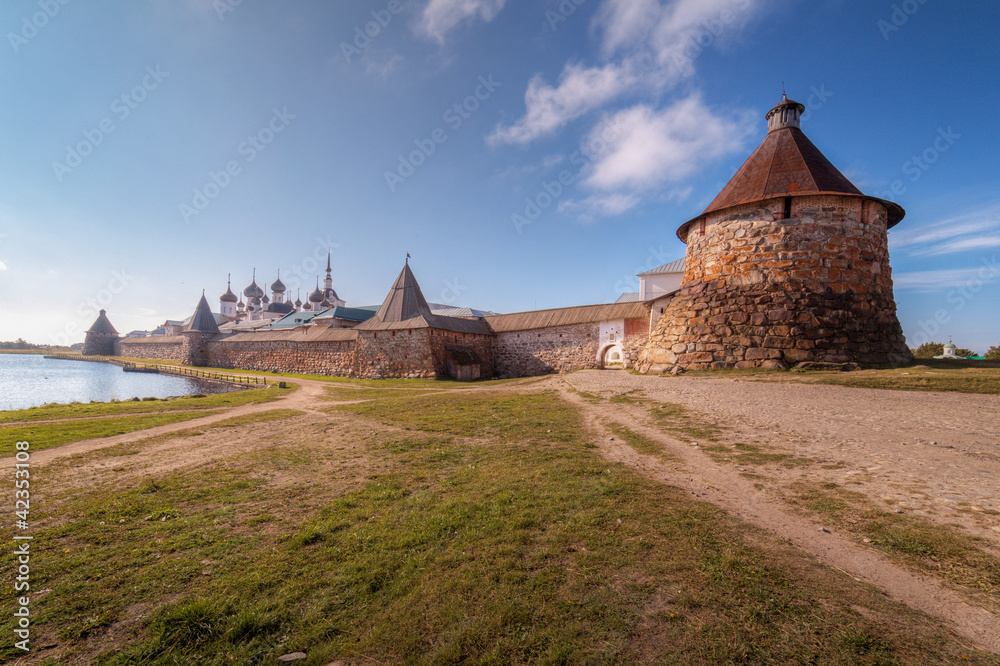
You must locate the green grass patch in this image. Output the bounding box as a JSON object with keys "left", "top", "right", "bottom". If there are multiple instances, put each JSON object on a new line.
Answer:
{"left": 799, "top": 361, "right": 1000, "bottom": 395}
{"left": 332, "top": 390, "right": 581, "bottom": 443}
{"left": 788, "top": 482, "right": 1000, "bottom": 604}
{"left": 199, "top": 409, "right": 305, "bottom": 429}
{"left": 0, "top": 386, "right": 286, "bottom": 424}
{"left": 3, "top": 393, "right": 996, "bottom": 664}
{"left": 322, "top": 386, "right": 435, "bottom": 402}
{"left": 703, "top": 442, "right": 814, "bottom": 468}
{"left": 649, "top": 402, "right": 725, "bottom": 441}
{"left": 0, "top": 411, "right": 223, "bottom": 454}
{"left": 607, "top": 423, "right": 675, "bottom": 461}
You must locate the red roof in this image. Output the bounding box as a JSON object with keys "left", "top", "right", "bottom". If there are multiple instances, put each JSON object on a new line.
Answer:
{"left": 677, "top": 105, "right": 904, "bottom": 241}
{"left": 706, "top": 127, "right": 863, "bottom": 212}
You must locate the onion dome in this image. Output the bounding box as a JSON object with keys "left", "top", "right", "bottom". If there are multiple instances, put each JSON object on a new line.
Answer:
{"left": 262, "top": 294, "right": 270, "bottom": 305}
{"left": 676, "top": 93, "right": 905, "bottom": 242}
{"left": 308, "top": 277, "right": 325, "bottom": 303}
{"left": 271, "top": 270, "right": 286, "bottom": 294}
{"left": 944, "top": 340, "right": 956, "bottom": 349}
{"left": 251, "top": 296, "right": 261, "bottom": 307}
{"left": 294, "top": 289, "right": 302, "bottom": 308}
{"left": 220, "top": 275, "right": 238, "bottom": 303}
{"left": 243, "top": 268, "right": 264, "bottom": 298}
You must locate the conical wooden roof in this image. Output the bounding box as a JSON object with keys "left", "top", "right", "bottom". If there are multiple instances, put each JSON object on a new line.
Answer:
{"left": 185, "top": 294, "right": 220, "bottom": 334}
{"left": 356, "top": 262, "right": 492, "bottom": 335}
{"left": 677, "top": 97, "right": 904, "bottom": 241}
{"left": 87, "top": 309, "right": 118, "bottom": 335}
{"left": 371, "top": 262, "right": 432, "bottom": 323}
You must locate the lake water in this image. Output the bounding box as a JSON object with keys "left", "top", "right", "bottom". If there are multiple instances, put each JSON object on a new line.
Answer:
{"left": 0, "top": 353, "right": 243, "bottom": 412}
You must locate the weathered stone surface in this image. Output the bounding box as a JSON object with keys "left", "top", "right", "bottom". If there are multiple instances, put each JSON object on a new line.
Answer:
{"left": 640, "top": 195, "right": 912, "bottom": 371}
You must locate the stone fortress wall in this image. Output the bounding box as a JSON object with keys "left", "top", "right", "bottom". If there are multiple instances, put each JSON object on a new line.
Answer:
{"left": 116, "top": 336, "right": 186, "bottom": 361}
{"left": 111, "top": 316, "right": 648, "bottom": 380}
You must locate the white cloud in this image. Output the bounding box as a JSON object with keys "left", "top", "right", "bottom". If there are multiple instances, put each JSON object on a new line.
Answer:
{"left": 487, "top": 63, "right": 636, "bottom": 145}
{"left": 417, "top": 0, "right": 506, "bottom": 44}
{"left": 0, "top": 260, "right": 7, "bottom": 271}
{"left": 365, "top": 54, "right": 405, "bottom": 79}
{"left": 889, "top": 201, "right": 1000, "bottom": 256}
{"left": 598, "top": 0, "right": 758, "bottom": 81}
{"left": 490, "top": 0, "right": 762, "bottom": 147}
{"left": 583, "top": 96, "right": 755, "bottom": 191}
{"left": 559, "top": 193, "right": 642, "bottom": 219}
{"left": 893, "top": 268, "right": 998, "bottom": 292}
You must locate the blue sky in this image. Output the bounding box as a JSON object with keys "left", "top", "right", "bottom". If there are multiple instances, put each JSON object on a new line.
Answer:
{"left": 1, "top": 0, "right": 998, "bottom": 352}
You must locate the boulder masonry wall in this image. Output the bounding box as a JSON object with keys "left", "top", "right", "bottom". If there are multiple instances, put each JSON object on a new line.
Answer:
{"left": 641, "top": 195, "right": 911, "bottom": 371}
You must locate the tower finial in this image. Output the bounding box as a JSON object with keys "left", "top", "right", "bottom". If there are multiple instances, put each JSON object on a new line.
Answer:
{"left": 326, "top": 249, "right": 331, "bottom": 273}
{"left": 406, "top": 252, "right": 411, "bottom": 265}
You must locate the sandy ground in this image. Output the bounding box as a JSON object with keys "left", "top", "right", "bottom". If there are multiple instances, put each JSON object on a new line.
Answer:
{"left": 560, "top": 370, "right": 1000, "bottom": 653}
{"left": 8, "top": 371, "right": 1000, "bottom": 655}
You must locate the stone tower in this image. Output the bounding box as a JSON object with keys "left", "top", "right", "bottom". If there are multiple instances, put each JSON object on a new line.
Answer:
{"left": 640, "top": 94, "right": 911, "bottom": 371}
{"left": 182, "top": 293, "right": 220, "bottom": 367}
{"left": 82, "top": 309, "right": 119, "bottom": 356}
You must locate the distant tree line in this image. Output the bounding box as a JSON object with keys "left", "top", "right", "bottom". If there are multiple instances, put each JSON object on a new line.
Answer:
{"left": 910, "top": 341, "right": 1000, "bottom": 358}
{"left": 0, "top": 339, "right": 69, "bottom": 351}
{"left": 0, "top": 338, "right": 40, "bottom": 350}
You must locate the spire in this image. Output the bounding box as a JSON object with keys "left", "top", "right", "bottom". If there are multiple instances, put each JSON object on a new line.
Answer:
{"left": 309, "top": 276, "right": 325, "bottom": 303}
{"left": 221, "top": 274, "right": 238, "bottom": 303}
{"left": 326, "top": 249, "right": 331, "bottom": 273}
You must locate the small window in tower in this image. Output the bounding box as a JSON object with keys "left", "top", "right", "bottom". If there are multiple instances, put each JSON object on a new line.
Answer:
{"left": 609, "top": 332, "right": 615, "bottom": 341}
{"left": 783, "top": 197, "right": 792, "bottom": 219}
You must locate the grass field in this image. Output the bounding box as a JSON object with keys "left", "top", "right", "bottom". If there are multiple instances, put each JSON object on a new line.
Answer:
{"left": 3, "top": 387, "right": 997, "bottom": 663}
{"left": 0, "top": 385, "right": 290, "bottom": 454}
{"left": 802, "top": 361, "right": 1000, "bottom": 395}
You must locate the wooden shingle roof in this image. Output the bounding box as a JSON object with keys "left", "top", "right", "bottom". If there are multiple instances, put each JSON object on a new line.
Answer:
{"left": 676, "top": 98, "right": 905, "bottom": 242}
{"left": 357, "top": 263, "right": 493, "bottom": 335}
{"left": 485, "top": 302, "right": 649, "bottom": 333}
{"left": 184, "top": 295, "right": 221, "bottom": 334}
{"left": 87, "top": 309, "right": 118, "bottom": 335}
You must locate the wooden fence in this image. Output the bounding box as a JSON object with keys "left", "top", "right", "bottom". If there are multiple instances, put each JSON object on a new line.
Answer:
{"left": 45, "top": 355, "right": 268, "bottom": 386}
